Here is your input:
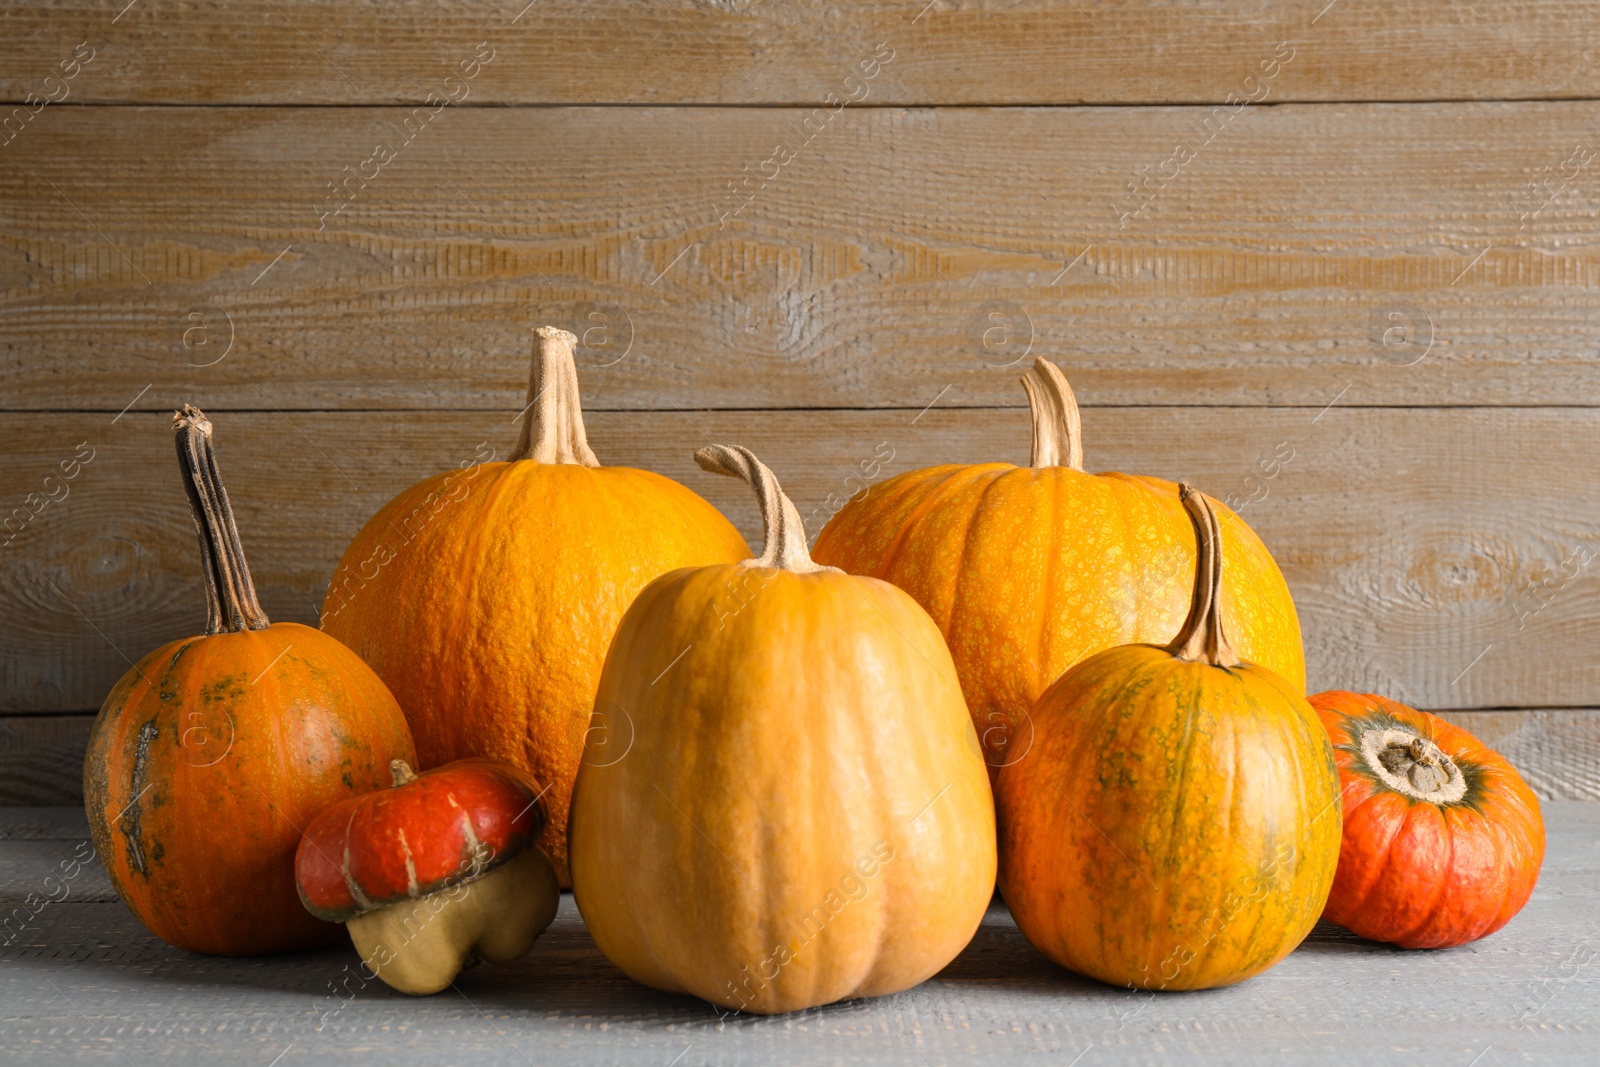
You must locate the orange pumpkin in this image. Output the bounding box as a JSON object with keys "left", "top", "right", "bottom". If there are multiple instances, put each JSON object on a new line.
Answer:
{"left": 321, "top": 327, "right": 750, "bottom": 884}
{"left": 569, "top": 445, "right": 995, "bottom": 1014}
{"left": 813, "top": 359, "right": 1303, "bottom": 777}
{"left": 83, "top": 407, "right": 415, "bottom": 956}
{"left": 996, "top": 485, "right": 1339, "bottom": 990}
{"left": 1310, "top": 691, "right": 1545, "bottom": 948}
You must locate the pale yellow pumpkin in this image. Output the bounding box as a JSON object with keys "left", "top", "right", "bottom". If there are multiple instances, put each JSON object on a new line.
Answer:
{"left": 569, "top": 445, "right": 995, "bottom": 1015}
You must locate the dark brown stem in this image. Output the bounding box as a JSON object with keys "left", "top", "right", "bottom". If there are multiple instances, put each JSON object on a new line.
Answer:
{"left": 1020, "top": 358, "right": 1084, "bottom": 470}
{"left": 509, "top": 326, "right": 601, "bottom": 466}
{"left": 1166, "top": 483, "right": 1239, "bottom": 667}
{"left": 173, "top": 405, "right": 270, "bottom": 635}
{"left": 390, "top": 760, "right": 418, "bottom": 787}
{"left": 694, "top": 445, "right": 833, "bottom": 573}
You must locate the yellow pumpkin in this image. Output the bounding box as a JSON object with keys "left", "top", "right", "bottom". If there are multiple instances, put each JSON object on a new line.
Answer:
{"left": 321, "top": 327, "right": 750, "bottom": 884}
{"left": 813, "top": 359, "right": 1303, "bottom": 777}
{"left": 996, "top": 485, "right": 1340, "bottom": 990}
{"left": 569, "top": 445, "right": 995, "bottom": 1015}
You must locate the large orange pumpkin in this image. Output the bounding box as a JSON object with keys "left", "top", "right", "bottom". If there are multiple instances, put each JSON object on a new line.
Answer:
{"left": 83, "top": 407, "right": 415, "bottom": 956}
{"left": 569, "top": 445, "right": 995, "bottom": 1015}
{"left": 996, "top": 485, "right": 1339, "bottom": 990}
{"left": 321, "top": 327, "right": 750, "bottom": 884}
{"left": 813, "top": 359, "right": 1303, "bottom": 777}
{"left": 1310, "top": 691, "right": 1545, "bottom": 948}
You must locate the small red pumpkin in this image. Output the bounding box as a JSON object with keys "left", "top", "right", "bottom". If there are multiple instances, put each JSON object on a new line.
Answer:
{"left": 297, "top": 757, "right": 559, "bottom": 994}
{"left": 296, "top": 757, "right": 546, "bottom": 921}
{"left": 1311, "top": 691, "right": 1545, "bottom": 949}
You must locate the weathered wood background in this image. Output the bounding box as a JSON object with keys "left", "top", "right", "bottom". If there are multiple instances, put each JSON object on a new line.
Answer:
{"left": 3, "top": 0, "right": 1598, "bottom": 803}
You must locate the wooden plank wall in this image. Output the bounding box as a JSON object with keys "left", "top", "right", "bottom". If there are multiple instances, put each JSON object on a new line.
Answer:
{"left": 3, "top": 0, "right": 1598, "bottom": 803}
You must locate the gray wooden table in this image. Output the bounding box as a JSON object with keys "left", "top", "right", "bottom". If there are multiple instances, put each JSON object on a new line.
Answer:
{"left": 2, "top": 805, "right": 1595, "bottom": 1066}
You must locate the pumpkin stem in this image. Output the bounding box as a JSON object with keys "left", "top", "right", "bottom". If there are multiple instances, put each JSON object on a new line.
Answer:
{"left": 1367, "top": 727, "right": 1468, "bottom": 803}
{"left": 173, "top": 406, "right": 271, "bottom": 635}
{"left": 694, "top": 445, "right": 834, "bottom": 573}
{"left": 1020, "top": 358, "right": 1084, "bottom": 471}
{"left": 508, "top": 326, "right": 601, "bottom": 466}
{"left": 1166, "top": 484, "right": 1239, "bottom": 667}
{"left": 390, "top": 759, "right": 418, "bottom": 787}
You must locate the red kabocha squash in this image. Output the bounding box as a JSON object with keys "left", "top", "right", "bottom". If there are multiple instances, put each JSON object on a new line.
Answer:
{"left": 813, "top": 359, "right": 1304, "bottom": 778}
{"left": 297, "top": 757, "right": 559, "bottom": 994}
{"left": 83, "top": 407, "right": 416, "bottom": 956}
{"left": 569, "top": 445, "right": 995, "bottom": 1015}
{"left": 1310, "top": 691, "right": 1545, "bottom": 949}
{"left": 321, "top": 327, "right": 750, "bottom": 885}
{"left": 997, "top": 485, "right": 1340, "bottom": 990}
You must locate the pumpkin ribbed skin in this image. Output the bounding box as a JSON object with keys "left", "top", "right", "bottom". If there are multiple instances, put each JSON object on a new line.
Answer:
{"left": 571, "top": 567, "right": 995, "bottom": 1014}
{"left": 997, "top": 645, "right": 1340, "bottom": 990}
{"left": 1311, "top": 691, "right": 1545, "bottom": 949}
{"left": 84, "top": 622, "right": 416, "bottom": 956}
{"left": 813, "top": 464, "right": 1304, "bottom": 774}
{"left": 570, "top": 445, "right": 995, "bottom": 1016}
{"left": 322, "top": 461, "right": 748, "bottom": 885}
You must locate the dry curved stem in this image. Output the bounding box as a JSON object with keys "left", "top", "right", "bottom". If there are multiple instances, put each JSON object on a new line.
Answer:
{"left": 694, "top": 445, "right": 833, "bottom": 573}
{"left": 173, "top": 405, "right": 271, "bottom": 634}
{"left": 509, "top": 326, "right": 601, "bottom": 466}
{"left": 1020, "top": 358, "right": 1083, "bottom": 470}
{"left": 1166, "top": 483, "right": 1239, "bottom": 667}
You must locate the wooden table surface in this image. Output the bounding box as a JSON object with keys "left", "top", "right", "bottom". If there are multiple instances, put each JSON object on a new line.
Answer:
{"left": 2, "top": 804, "right": 1595, "bottom": 1066}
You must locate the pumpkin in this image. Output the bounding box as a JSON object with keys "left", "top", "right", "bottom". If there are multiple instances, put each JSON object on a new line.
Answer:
{"left": 321, "top": 327, "right": 750, "bottom": 885}
{"left": 1310, "top": 691, "right": 1545, "bottom": 948}
{"left": 568, "top": 444, "right": 996, "bottom": 1015}
{"left": 296, "top": 757, "right": 559, "bottom": 994}
{"left": 83, "top": 407, "right": 416, "bottom": 956}
{"left": 996, "top": 484, "right": 1340, "bottom": 990}
{"left": 813, "top": 359, "right": 1303, "bottom": 777}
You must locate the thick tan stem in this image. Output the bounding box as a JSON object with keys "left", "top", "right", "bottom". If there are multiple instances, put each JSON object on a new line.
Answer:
{"left": 1020, "top": 358, "right": 1083, "bottom": 470}
{"left": 694, "top": 445, "right": 833, "bottom": 573}
{"left": 173, "top": 406, "right": 271, "bottom": 635}
{"left": 390, "top": 760, "right": 418, "bottom": 787}
{"left": 509, "top": 326, "right": 600, "bottom": 466}
{"left": 1166, "top": 483, "right": 1239, "bottom": 667}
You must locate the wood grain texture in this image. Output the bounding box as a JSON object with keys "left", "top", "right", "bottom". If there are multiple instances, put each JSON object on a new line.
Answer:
{"left": 4, "top": 406, "right": 1597, "bottom": 714}
{"left": 2, "top": 804, "right": 1598, "bottom": 1064}
{"left": 5, "top": 103, "right": 1600, "bottom": 411}
{"left": 1440, "top": 710, "right": 1600, "bottom": 801}
{"left": 2, "top": 1, "right": 1600, "bottom": 106}
{"left": 0, "top": 716, "right": 90, "bottom": 807}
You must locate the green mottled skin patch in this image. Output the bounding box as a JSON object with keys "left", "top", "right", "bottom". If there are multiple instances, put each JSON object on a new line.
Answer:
{"left": 199, "top": 674, "right": 246, "bottom": 705}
